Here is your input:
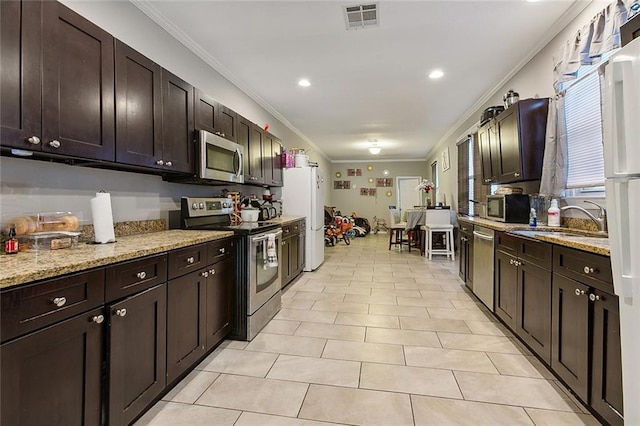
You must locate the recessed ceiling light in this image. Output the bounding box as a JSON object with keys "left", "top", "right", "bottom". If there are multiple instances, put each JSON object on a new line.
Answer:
{"left": 526, "top": 0, "right": 540, "bottom": 2}
{"left": 298, "top": 79, "right": 311, "bottom": 87}
{"left": 429, "top": 70, "right": 444, "bottom": 79}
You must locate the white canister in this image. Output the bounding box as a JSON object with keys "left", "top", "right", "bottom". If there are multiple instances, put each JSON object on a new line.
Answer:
{"left": 294, "top": 153, "right": 309, "bottom": 168}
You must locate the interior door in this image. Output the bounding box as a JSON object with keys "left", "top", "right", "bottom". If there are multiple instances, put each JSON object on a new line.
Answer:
{"left": 396, "top": 176, "right": 422, "bottom": 218}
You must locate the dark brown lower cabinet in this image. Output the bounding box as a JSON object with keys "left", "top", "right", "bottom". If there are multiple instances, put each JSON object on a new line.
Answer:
{"left": 516, "top": 261, "right": 552, "bottom": 364}
{"left": 108, "top": 284, "right": 166, "bottom": 426}
{"left": 551, "top": 274, "right": 591, "bottom": 402}
{"left": 0, "top": 307, "right": 104, "bottom": 426}
{"left": 494, "top": 250, "right": 518, "bottom": 329}
{"left": 206, "top": 257, "right": 233, "bottom": 351}
{"left": 591, "top": 289, "right": 623, "bottom": 426}
{"left": 167, "top": 270, "right": 206, "bottom": 385}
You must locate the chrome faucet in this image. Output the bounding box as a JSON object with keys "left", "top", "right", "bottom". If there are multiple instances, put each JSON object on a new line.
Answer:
{"left": 560, "top": 201, "right": 608, "bottom": 233}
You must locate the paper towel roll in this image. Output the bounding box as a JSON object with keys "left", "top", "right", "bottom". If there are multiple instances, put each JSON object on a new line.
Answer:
{"left": 91, "top": 192, "right": 115, "bottom": 243}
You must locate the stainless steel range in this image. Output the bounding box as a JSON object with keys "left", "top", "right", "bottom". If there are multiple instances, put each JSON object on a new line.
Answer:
{"left": 179, "top": 197, "right": 282, "bottom": 340}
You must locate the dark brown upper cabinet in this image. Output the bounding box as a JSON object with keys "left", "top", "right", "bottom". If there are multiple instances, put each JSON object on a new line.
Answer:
{"left": 0, "top": 0, "right": 42, "bottom": 151}
{"left": 161, "top": 69, "right": 195, "bottom": 174}
{"left": 115, "top": 40, "right": 162, "bottom": 169}
{"left": 194, "top": 90, "right": 238, "bottom": 142}
{"left": 237, "top": 115, "right": 265, "bottom": 184}
{"left": 479, "top": 98, "right": 548, "bottom": 185}
{"left": 264, "top": 132, "right": 283, "bottom": 187}
{"left": 115, "top": 42, "right": 194, "bottom": 174}
{"left": 1, "top": 0, "right": 115, "bottom": 160}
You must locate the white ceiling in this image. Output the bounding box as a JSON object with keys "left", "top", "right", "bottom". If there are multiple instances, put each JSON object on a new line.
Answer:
{"left": 134, "top": 0, "right": 583, "bottom": 162}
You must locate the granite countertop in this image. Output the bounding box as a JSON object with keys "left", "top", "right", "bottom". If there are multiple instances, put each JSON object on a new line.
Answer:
{"left": 0, "top": 230, "right": 234, "bottom": 289}
{"left": 265, "top": 216, "right": 306, "bottom": 225}
{"left": 458, "top": 215, "right": 610, "bottom": 256}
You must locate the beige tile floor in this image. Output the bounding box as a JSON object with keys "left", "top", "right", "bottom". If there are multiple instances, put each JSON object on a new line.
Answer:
{"left": 136, "top": 233, "right": 601, "bottom": 426}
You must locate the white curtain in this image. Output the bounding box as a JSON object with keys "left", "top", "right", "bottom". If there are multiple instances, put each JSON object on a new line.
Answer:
{"left": 539, "top": 97, "right": 568, "bottom": 196}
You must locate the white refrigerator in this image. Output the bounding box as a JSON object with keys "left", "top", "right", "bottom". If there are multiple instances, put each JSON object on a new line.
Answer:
{"left": 281, "top": 166, "right": 325, "bottom": 271}
{"left": 603, "top": 36, "right": 640, "bottom": 425}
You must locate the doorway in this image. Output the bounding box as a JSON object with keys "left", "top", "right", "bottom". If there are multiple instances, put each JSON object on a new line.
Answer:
{"left": 396, "top": 176, "right": 422, "bottom": 218}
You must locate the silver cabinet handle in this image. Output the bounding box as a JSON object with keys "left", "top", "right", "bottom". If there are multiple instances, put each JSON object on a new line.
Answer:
{"left": 49, "top": 140, "right": 61, "bottom": 148}
{"left": 589, "top": 293, "right": 601, "bottom": 302}
{"left": 92, "top": 314, "right": 104, "bottom": 324}
{"left": 27, "top": 136, "right": 41, "bottom": 145}
{"left": 219, "top": 248, "right": 225, "bottom": 254}
{"left": 209, "top": 269, "right": 215, "bottom": 275}
{"left": 165, "top": 161, "right": 172, "bottom": 167}
{"left": 575, "top": 289, "right": 585, "bottom": 296}
{"left": 583, "top": 266, "right": 595, "bottom": 274}
{"left": 156, "top": 159, "right": 164, "bottom": 166}
{"left": 201, "top": 271, "right": 209, "bottom": 278}
{"left": 186, "top": 257, "right": 195, "bottom": 264}
{"left": 136, "top": 271, "right": 146, "bottom": 280}
{"left": 53, "top": 297, "right": 67, "bottom": 307}
{"left": 116, "top": 308, "right": 127, "bottom": 317}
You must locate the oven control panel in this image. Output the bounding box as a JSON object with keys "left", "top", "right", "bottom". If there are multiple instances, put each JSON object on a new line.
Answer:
{"left": 182, "top": 197, "right": 233, "bottom": 217}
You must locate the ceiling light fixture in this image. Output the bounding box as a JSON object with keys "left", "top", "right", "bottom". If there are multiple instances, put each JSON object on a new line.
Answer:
{"left": 368, "top": 139, "right": 381, "bottom": 155}
{"left": 298, "top": 78, "right": 311, "bottom": 87}
{"left": 429, "top": 70, "right": 444, "bottom": 79}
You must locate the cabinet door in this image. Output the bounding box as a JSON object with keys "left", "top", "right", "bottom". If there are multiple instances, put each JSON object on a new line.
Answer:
{"left": 161, "top": 69, "right": 194, "bottom": 173}
{"left": 478, "top": 124, "right": 497, "bottom": 184}
{"left": 217, "top": 105, "right": 238, "bottom": 142}
{"left": 591, "top": 290, "right": 623, "bottom": 426}
{"left": 516, "top": 261, "right": 552, "bottom": 364}
{"left": 281, "top": 237, "right": 291, "bottom": 286}
{"left": 496, "top": 108, "right": 521, "bottom": 182}
{"left": 115, "top": 40, "right": 162, "bottom": 168}
{"left": 298, "top": 231, "right": 306, "bottom": 272}
{"left": 237, "top": 116, "right": 252, "bottom": 182}
{"left": 249, "top": 123, "right": 265, "bottom": 184}
{"left": 290, "top": 234, "right": 300, "bottom": 277}
{"left": 206, "top": 257, "right": 233, "bottom": 350}
{"left": 108, "top": 284, "right": 166, "bottom": 426}
{"left": 264, "top": 133, "right": 283, "bottom": 187}
{"left": 0, "top": 0, "right": 42, "bottom": 150}
{"left": 194, "top": 91, "right": 237, "bottom": 143}
{"left": 41, "top": 1, "right": 115, "bottom": 161}
{"left": 551, "top": 274, "right": 590, "bottom": 402}
{"left": 1, "top": 307, "right": 104, "bottom": 426}
{"left": 494, "top": 250, "right": 518, "bottom": 329}
{"left": 167, "top": 269, "right": 206, "bottom": 384}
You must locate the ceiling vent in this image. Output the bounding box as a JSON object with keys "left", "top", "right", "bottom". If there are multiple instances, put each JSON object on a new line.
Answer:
{"left": 344, "top": 3, "right": 379, "bottom": 30}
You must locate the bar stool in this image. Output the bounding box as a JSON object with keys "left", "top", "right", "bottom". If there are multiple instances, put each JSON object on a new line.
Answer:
{"left": 421, "top": 209, "right": 455, "bottom": 260}
{"left": 388, "top": 207, "right": 409, "bottom": 251}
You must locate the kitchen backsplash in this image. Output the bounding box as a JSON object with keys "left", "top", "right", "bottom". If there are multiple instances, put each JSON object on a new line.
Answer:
{"left": 78, "top": 219, "right": 167, "bottom": 242}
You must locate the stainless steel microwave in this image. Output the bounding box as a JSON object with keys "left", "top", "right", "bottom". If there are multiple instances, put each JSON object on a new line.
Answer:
{"left": 486, "top": 194, "right": 530, "bottom": 223}
{"left": 197, "top": 130, "right": 244, "bottom": 184}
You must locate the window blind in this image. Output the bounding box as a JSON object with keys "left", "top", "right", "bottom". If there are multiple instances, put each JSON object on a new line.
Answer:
{"left": 564, "top": 71, "right": 605, "bottom": 188}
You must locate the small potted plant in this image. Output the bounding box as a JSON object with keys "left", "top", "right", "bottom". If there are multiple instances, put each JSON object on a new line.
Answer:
{"left": 415, "top": 180, "right": 435, "bottom": 206}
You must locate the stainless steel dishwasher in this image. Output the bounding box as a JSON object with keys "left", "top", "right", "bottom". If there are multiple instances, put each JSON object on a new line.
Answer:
{"left": 472, "top": 226, "right": 495, "bottom": 311}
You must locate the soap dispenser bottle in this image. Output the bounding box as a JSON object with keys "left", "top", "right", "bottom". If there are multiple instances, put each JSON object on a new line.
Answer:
{"left": 529, "top": 208, "right": 537, "bottom": 227}
{"left": 548, "top": 199, "right": 561, "bottom": 227}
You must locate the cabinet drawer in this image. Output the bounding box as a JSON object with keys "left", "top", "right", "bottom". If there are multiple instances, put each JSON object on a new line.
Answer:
{"left": 518, "top": 238, "right": 551, "bottom": 269}
{"left": 553, "top": 246, "right": 613, "bottom": 292}
{"left": 207, "top": 238, "right": 233, "bottom": 265}
{"left": 168, "top": 244, "right": 207, "bottom": 280}
{"left": 282, "top": 224, "right": 293, "bottom": 238}
{"left": 459, "top": 223, "right": 473, "bottom": 234}
{"left": 1, "top": 269, "right": 105, "bottom": 342}
{"left": 291, "top": 220, "right": 303, "bottom": 235}
{"left": 300, "top": 219, "right": 306, "bottom": 232}
{"left": 106, "top": 254, "right": 167, "bottom": 302}
{"left": 496, "top": 232, "right": 518, "bottom": 255}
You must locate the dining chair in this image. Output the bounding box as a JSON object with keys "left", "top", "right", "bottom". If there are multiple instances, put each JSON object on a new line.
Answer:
{"left": 421, "top": 209, "right": 455, "bottom": 260}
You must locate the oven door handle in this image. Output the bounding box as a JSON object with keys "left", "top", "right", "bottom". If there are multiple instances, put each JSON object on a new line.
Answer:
{"left": 234, "top": 148, "right": 243, "bottom": 178}
{"left": 251, "top": 230, "right": 283, "bottom": 243}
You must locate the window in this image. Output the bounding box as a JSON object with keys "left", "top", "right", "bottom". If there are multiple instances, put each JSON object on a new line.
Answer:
{"left": 431, "top": 160, "right": 438, "bottom": 202}
{"left": 457, "top": 134, "right": 489, "bottom": 216}
{"left": 561, "top": 51, "right": 617, "bottom": 196}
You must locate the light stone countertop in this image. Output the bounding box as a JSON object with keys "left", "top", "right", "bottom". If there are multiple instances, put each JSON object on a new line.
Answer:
{"left": 265, "top": 216, "right": 306, "bottom": 225}
{"left": 458, "top": 216, "right": 609, "bottom": 256}
{"left": 0, "top": 230, "right": 234, "bottom": 289}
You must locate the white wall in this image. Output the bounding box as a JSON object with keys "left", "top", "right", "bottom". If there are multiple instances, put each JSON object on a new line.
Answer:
{"left": 425, "top": 1, "right": 610, "bottom": 212}
{"left": 0, "top": 0, "right": 331, "bottom": 224}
